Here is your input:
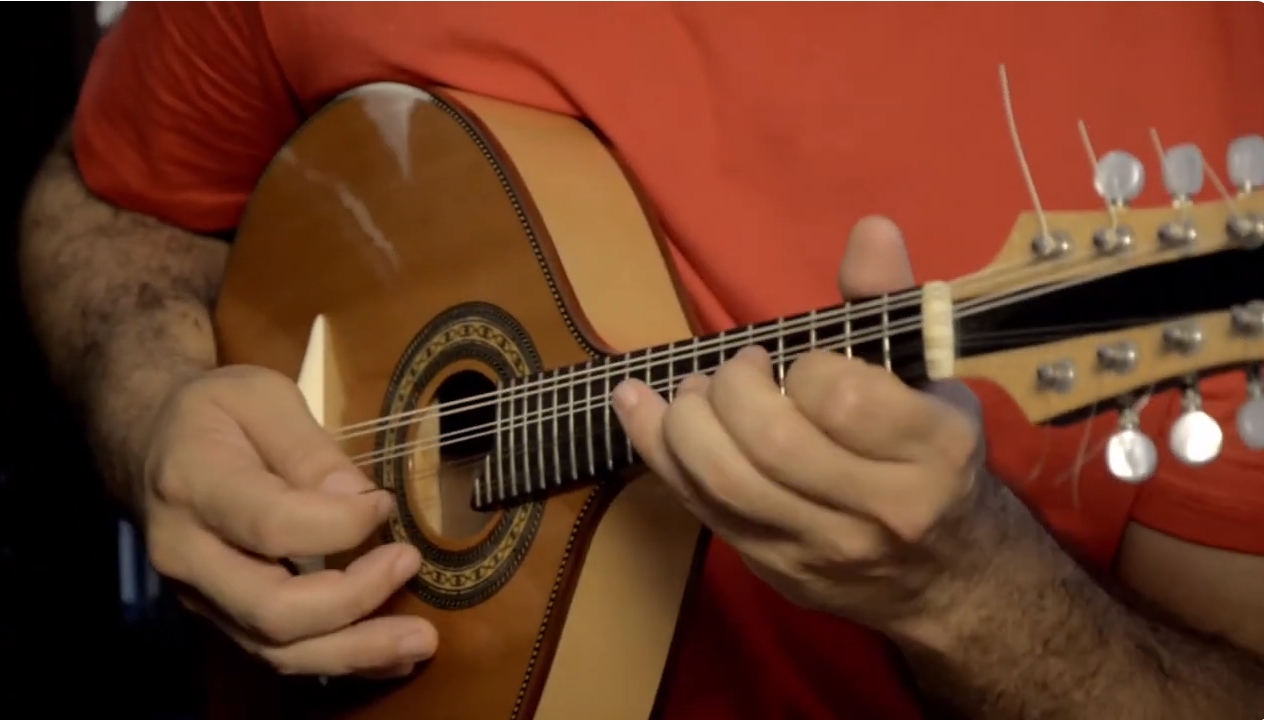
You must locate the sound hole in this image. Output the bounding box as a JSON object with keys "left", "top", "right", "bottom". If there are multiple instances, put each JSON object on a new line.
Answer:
{"left": 409, "top": 368, "right": 497, "bottom": 541}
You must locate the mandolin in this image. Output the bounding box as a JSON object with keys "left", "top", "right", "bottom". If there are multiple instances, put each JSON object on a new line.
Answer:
{"left": 209, "top": 81, "right": 1264, "bottom": 720}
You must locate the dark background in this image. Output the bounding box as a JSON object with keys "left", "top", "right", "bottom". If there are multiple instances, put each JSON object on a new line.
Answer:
{"left": 1, "top": 3, "right": 201, "bottom": 716}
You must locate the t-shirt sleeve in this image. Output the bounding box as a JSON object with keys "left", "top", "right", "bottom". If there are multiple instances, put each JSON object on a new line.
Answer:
{"left": 73, "top": 1, "right": 301, "bottom": 233}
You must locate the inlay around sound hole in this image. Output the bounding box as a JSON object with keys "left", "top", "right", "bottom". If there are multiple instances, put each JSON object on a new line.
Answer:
{"left": 376, "top": 301, "right": 547, "bottom": 610}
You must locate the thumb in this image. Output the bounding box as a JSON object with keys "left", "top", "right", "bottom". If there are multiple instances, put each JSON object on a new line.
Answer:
{"left": 208, "top": 365, "right": 375, "bottom": 495}
{"left": 838, "top": 218, "right": 982, "bottom": 422}
{"left": 838, "top": 215, "right": 916, "bottom": 298}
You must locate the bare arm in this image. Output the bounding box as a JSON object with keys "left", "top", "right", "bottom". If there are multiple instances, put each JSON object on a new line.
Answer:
{"left": 896, "top": 472, "right": 1264, "bottom": 719}
{"left": 19, "top": 132, "right": 228, "bottom": 514}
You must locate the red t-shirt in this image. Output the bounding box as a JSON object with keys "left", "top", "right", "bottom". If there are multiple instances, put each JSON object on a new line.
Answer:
{"left": 75, "top": 3, "right": 1264, "bottom": 719}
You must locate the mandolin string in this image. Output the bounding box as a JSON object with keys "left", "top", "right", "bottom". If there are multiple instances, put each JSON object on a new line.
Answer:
{"left": 331, "top": 287, "right": 928, "bottom": 438}
{"left": 352, "top": 319, "right": 1160, "bottom": 470}
{"left": 347, "top": 335, "right": 926, "bottom": 468}
{"left": 350, "top": 317, "right": 1111, "bottom": 476}
{"left": 346, "top": 263, "right": 1166, "bottom": 467}
{"left": 330, "top": 251, "right": 1047, "bottom": 440}
{"left": 354, "top": 328, "right": 1083, "bottom": 488}
{"left": 331, "top": 244, "right": 1179, "bottom": 444}
{"left": 349, "top": 294, "right": 1108, "bottom": 474}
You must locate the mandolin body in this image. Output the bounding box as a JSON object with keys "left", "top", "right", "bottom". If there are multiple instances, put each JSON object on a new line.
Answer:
{"left": 211, "top": 83, "right": 706, "bottom": 720}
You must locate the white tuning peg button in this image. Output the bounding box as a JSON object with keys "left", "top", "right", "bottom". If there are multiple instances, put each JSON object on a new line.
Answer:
{"left": 1162, "top": 143, "right": 1205, "bottom": 199}
{"left": 1238, "top": 369, "right": 1264, "bottom": 450}
{"left": 1228, "top": 135, "right": 1264, "bottom": 192}
{"left": 1094, "top": 150, "right": 1146, "bottom": 205}
{"left": 1169, "top": 386, "right": 1224, "bottom": 466}
{"left": 1106, "top": 426, "right": 1158, "bottom": 484}
{"left": 1238, "top": 398, "right": 1264, "bottom": 450}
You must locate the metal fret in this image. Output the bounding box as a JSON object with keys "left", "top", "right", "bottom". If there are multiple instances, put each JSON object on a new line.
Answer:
{"left": 492, "top": 388, "right": 506, "bottom": 502}
{"left": 507, "top": 383, "right": 519, "bottom": 498}
{"left": 533, "top": 378, "right": 544, "bottom": 491}
{"left": 567, "top": 369, "right": 578, "bottom": 481}
{"left": 808, "top": 310, "right": 818, "bottom": 349}
{"left": 583, "top": 360, "right": 595, "bottom": 476}
{"left": 844, "top": 309, "right": 853, "bottom": 358}
{"left": 775, "top": 317, "right": 786, "bottom": 392}
{"left": 602, "top": 357, "right": 614, "bottom": 471}
{"left": 623, "top": 351, "right": 634, "bottom": 463}
{"left": 551, "top": 369, "right": 561, "bottom": 486}
{"left": 881, "top": 294, "right": 892, "bottom": 370}
{"left": 666, "top": 341, "right": 676, "bottom": 400}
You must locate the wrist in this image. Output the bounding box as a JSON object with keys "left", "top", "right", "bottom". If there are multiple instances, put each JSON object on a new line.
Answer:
{"left": 886, "top": 469, "right": 1063, "bottom": 652}
{"left": 84, "top": 311, "right": 217, "bottom": 517}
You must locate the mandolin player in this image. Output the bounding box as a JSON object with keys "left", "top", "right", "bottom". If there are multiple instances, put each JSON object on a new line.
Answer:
{"left": 18, "top": 2, "right": 1264, "bottom": 719}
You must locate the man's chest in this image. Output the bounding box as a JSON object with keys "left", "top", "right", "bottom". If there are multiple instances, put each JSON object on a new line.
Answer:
{"left": 267, "top": 2, "right": 1264, "bottom": 320}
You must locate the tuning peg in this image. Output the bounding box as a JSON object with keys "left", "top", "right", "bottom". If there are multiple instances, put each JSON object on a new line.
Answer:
{"left": 1161, "top": 143, "right": 1205, "bottom": 200}
{"left": 1106, "top": 406, "right": 1158, "bottom": 484}
{"left": 1094, "top": 150, "right": 1146, "bottom": 205}
{"left": 1228, "top": 135, "right": 1264, "bottom": 192}
{"left": 1238, "top": 365, "right": 1264, "bottom": 451}
{"left": 1169, "top": 382, "right": 1223, "bottom": 466}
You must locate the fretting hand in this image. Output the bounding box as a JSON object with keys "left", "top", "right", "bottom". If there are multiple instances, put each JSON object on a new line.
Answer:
{"left": 614, "top": 216, "right": 987, "bottom": 632}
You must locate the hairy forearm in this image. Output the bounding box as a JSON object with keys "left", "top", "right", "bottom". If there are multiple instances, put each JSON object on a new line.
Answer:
{"left": 895, "top": 474, "right": 1264, "bottom": 719}
{"left": 18, "top": 132, "right": 228, "bottom": 513}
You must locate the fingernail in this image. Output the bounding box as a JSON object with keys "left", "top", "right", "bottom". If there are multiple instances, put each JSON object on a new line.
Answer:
{"left": 322, "top": 471, "right": 372, "bottom": 496}
{"left": 398, "top": 628, "right": 437, "bottom": 661}
{"left": 612, "top": 382, "right": 640, "bottom": 413}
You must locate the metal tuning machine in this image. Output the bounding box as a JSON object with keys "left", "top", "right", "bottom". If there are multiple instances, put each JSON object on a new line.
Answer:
{"left": 1238, "top": 364, "right": 1264, "bottom": 451}
{"left": 1092, "top": 150, "right": 1145, "bottom": 255}
{"left": 1105, "top": 398, "right": 1158, "bottom": 484}
{"left": 1169, "top": 376, "right": 1223, "bottom": 466}
{"left": 1226, "top": 135, "right": 1264, "bottom": 248}
{"left": 1157, "top": 143, "right": 1204, "bottom": 248}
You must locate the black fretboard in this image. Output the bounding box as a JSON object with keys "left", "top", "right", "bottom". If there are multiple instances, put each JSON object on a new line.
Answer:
{"left": 472, "top": 291, "right": 928, "bottom": 510}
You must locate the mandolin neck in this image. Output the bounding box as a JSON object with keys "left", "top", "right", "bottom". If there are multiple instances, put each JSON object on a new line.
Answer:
{"left": 472, "top": 287, "right": 938, "bottom": 510}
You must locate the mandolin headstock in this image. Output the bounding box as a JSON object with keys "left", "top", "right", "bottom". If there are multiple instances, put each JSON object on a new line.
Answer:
{"left": 946, "top": 132, "right": 1264, "bottom": 482}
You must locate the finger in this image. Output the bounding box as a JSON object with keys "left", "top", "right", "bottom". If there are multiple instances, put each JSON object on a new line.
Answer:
{"left": 612, "top": 376, "right": 686, "bottom": 483}
{"left": 192, "top": 465, "right": 393, "bottom": 559}
{"left": 786, "top": 350, "right": 970, "bottom": 463}
{"left": 613, "top": 375, "right": 720, "bottom": 523}
{"left": 185, "top": 595, "right": 437, "bottom": 677}
{"left": 173, "top": 526, "right": 423, "bottom": 645}
{"left": 206, "top": 366, "right": 370, "bottom": 491}
{"left": 357, "top": 662, "right": 418, "bottom": 680}
{"left": 659, "top": 372, "right": 828, "bottom": 533}
{"left": 710, "top": 347, "right": 900, "bottom": 515}
{"left": 615, "top": 374, "right": 762, "bottom": 530}
{"left": 837, "top": 215, "right": 916, "bottom": 299}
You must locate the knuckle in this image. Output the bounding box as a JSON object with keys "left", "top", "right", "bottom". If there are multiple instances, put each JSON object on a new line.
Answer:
{"left": 143, "top": 514, "right": 190, "bottom": 580}
{"left": 883, "top": 501, "right": 942, "bottom": 545}
{"left": 150, "top": 462, "right": 189, "bottom": 505}
{"left": 803, "top": 528, "right": 877, "bottom": 571}
{"left": 146, "top": 538, "right": 186, "bottom": 582}
{"left": 749, "top": 409, "right": 800, "bottom": 469}
{"left": 941, "top": 415, "right": 982, "bottom": 474}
